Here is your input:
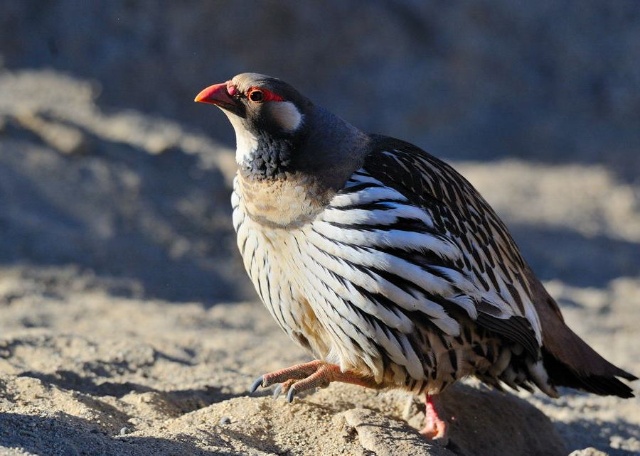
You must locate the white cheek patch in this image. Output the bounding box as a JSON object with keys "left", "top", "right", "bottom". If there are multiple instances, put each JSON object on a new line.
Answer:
{"left": 271, "top": 101, "right": 303, "bottom": 132}
{"left": 224, "top": 111, "right": 259, "bottom": 164}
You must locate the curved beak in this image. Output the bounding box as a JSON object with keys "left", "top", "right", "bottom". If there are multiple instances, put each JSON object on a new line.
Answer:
{"left": 194, "top": 82, "right": 237, "bottom": 111}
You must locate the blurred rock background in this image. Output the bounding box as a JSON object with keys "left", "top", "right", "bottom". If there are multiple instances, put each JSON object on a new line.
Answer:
{"left": 0, "top": 0, "right": 638, "bottom": 303}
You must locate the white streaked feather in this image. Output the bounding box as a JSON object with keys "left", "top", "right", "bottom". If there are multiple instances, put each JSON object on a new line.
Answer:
{"left": 527, "top": 359, "right": 556, "bottom": 396}
{"left": 426, "top": 265, "right": 479, "bottom": 297}
{"left": 232, "top": 210, "right": 244, "bottom": 233}
{"left": 372, "top": 320, "right": 424, "bottom": 379}
{"left": 522, "top": 298, "right": 543, "bottom": 345}
{"left": 323, "top": 202, "right": 436, "bottom": 231}
{"left": 378, "top": 203, "right": 436, "bottom": 229}
{"left": 397, "top": 333, "right": 424, "bottom": 378}
{"left": 293, "top": 235, "right": 414, "bottom": 332}
{"left": 343, "top": 172, "right": 386, "bottom": 187}
{"left": 399, "top": 151, "right": 446, "bottom": 179}
{"left": 290, "top": 260, "right": 386, "bottom": 379}
{"left": 321, "top": 207, "right": 403, "bottom": 226}
{"left": 313, "top": 220, "right": 459, "bottom": 261}
{"left": 508, "top": 280, "right": 541, "bottom": 342}
{"left": 494, "top": 277, "right": 521, "bottom": 315}
{"left": 306, "top": 229, "right": 458, "bottom": 298}
{"left": 330, "top": 186, "right": 406, "bottom": 206}
{"left": 448, "top": 295, "right": 478, "bottom": 320}
{"left": 241, "top": 230, "right": 259, "bottom": 271}
{"left": 380, "top": 150, "right": 412, "bottom": 174}
{"left": 304, "top": 272, "right": 417, "bottom": 382}
{"left": 301, "top": 230, "right": 460, "bottom": 335}
{"left": 231, "top": 183, "right": 241, "bottom": 207}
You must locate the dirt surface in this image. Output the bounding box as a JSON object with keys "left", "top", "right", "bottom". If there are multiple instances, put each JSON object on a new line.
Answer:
{"left": 0, "top": 69, "right": 638, "bottom": 455}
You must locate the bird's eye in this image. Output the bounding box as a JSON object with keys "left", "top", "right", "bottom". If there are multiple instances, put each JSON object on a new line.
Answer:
{"left": 248, "top": 89, "right": 264, "bottom": 102}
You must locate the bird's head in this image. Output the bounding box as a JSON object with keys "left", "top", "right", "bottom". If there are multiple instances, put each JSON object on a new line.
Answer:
{"left": 195, "top": 73, "right": 313, "bottom": 178}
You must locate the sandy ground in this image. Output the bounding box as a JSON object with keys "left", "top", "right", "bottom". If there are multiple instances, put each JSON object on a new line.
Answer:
{"left": 0, "top": 267, "right": 637, "bottom": 456}
{"left": 0, "top": 70, "right": 638, "bottom": 455}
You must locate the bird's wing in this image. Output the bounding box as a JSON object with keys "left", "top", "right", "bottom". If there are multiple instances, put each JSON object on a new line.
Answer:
{"left": 340, "top": 137, "right": 543, "bottom": 355}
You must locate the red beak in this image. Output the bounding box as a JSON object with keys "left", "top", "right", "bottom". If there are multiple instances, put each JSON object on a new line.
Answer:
{"left": 194, "top": 82, "right": 236, "bottom": 109}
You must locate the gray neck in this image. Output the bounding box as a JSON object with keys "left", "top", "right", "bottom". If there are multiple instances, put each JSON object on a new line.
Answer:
{"left": 290, "top": 106, "right": 371, "bottom": 191}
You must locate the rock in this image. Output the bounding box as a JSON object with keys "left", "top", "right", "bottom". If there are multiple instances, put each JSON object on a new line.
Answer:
{"left": 13, "top": 111, "right": 88, "bottom": 155}
{"left": 341, "top": 408, "right": 452, "bottom": 456}
{"left": 437, "top": 383, "right": 567, "bottom": 456}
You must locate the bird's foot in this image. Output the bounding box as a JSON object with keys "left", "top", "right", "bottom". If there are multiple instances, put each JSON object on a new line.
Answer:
{"left": 249, "top": 360, "right": 377, "bottom": 402}
{"left": 420, "top": 393, "right": 449, "bottom": 442}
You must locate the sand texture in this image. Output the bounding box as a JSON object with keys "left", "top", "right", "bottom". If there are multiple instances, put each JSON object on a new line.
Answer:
{"left": 0, "top": 68, "right": 638, "bottom": 455}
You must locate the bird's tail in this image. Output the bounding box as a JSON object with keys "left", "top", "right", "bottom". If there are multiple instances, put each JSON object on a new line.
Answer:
{"left": 525, "top": 268, "right": 637, "bottom": 398}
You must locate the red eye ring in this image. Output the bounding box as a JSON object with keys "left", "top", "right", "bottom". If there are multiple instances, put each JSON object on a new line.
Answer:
{"left": 246, "top": 87, "right": 284, "bottom": 103}
{"left": 248, "top": 89, "right": 264, "bottom": 102}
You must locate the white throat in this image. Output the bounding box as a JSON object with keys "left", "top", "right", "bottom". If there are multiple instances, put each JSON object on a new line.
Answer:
{"left": 223, "top": 111, "right": 259, "bottom": 165}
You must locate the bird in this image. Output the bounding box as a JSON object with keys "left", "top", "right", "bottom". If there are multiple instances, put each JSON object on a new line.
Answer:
{"left": 194, "top": 73, "right": 636, "bottom": 439}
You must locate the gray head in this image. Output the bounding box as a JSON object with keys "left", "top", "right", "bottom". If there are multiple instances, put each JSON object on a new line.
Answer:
{"left": 195, "top": 73, "right": 368, "bottom": 183}
{"left": 195, "top": 73, "right": 313, "bottom": 176}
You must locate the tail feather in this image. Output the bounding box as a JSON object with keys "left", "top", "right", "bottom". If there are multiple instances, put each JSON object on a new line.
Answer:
{"left": 542, "top": 347, "right": 636, "bottom": 398}
{"left": 526, "top": 267, "right": 637, "bottom": 398}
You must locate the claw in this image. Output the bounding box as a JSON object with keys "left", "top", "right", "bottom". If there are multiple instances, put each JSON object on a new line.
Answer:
{"left": 272, "top": 384, "right": 283, "bottom": 399}
{"left": 249, "top": 376, "right": 264, "bottom": 394}
{"left": 286, "top": 387, "right": 296, "bottom": 403}
{"left": 247, "top": 361, "right": 379, "bottom": 406}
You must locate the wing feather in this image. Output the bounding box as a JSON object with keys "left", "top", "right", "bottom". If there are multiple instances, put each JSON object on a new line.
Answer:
{"left": 356, "top": 137, "right": 542, "bottom": 353}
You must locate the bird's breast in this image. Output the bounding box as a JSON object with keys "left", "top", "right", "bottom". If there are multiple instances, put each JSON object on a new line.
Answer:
{"left": 236, "top": 172, "right": 333, "bottom": 228}
{"left": 231, "top": 181, "right": 335, "bottom": 362}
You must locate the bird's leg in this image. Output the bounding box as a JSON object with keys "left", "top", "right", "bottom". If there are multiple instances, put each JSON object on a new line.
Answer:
{"left": 420, "top": 393, "right": 449, "bottom": 441}
{"left": 250, "top": 360, "right": 379, "bottom": 402}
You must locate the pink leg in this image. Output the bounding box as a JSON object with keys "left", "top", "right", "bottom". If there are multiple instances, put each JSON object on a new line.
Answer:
{"left": 250, "top": 360, "right": 378, "bottom": 402}
{"left": 420, "top": 393, "right": 449, "bottom": 440}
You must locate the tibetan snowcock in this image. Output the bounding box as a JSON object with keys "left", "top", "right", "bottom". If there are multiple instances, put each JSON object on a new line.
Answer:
{"left": 195, "top": 73, "right": 636, "bottom": 439}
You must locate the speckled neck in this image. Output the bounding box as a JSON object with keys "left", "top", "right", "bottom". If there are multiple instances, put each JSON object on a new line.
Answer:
{"left": 238, "top": 131, "right": 299, "bottom": 181}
